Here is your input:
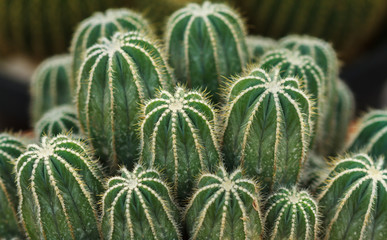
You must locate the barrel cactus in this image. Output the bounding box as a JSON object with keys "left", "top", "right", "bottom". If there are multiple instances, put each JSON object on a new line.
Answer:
{"left": 318, "top": 153, "right": 387, "bottom": 239}
{"left": 15, "top": 135, "right": 105, "bottom": 240}
{"left": 165, "top": 1, "right": 248, "bottom": 102}
{"left": 101, "top": 164, "right": 181, "bottom": 240}
{"left": 246, "top": 35, "right": 277, "bottom": 62}
{"left": 221, "top": 67, "right": 313, "bottom": 192}
{"left": 30, "top": 54, "right": 73, "bottom": 124}
{"left": 76, "top": 31, "right": 174, "bottom": 170}
{"left": 184, "top": 166, "right": 263, "bottom": 240}
{"left": 264, "top": 187, "right": 319, "bottom": 240}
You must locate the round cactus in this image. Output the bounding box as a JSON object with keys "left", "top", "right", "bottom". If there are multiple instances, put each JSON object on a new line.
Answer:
{"left": 165, "top": 1, "right": 248, "bottom": 102}
{"left": 15, "top": 135, "right": 105, "bottom": 240}
{"left": 221, "top": 67, "right": 313, "bottom": 192}
{"left": 184, "top": 166, "right": 263, "bottom": 240}
{"left": 264, "top": 187, "right": 319, "bottom": 240}
{"left": 101, "top": 164, "right": 181, "bottom": 240}
{"left": 318, "top": 153, "right": 387, "bottom": 239}
{"left": 140, "top": 86, "right": 220, "bottom": 200}
{"left": 76, "top": 31, "right": 174, "bottom": 170}
{"left": 246, "top": 35, "right": 277, "bottom": 63}
{"left": 35, "top": 105, "right": 80, "bottom": 140}
{"left": 30, "top": 54, "right": 73, "bottom": 124}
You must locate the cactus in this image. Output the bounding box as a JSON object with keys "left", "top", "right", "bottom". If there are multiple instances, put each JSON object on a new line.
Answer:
{"left": 264, "top": 187, "right": 319, "bottom": 240}
{"left": 184, "top": 166, "right": 263, "bottom": 240}
{"left": 299, "top": 152, "right": 331, "bottom": 190}
{"left": 30, "top": 54, "right": 73, "bottom": 124}
{"left": 35, "top": 105, "right": 81, "bottom": 140}
{"left": 318, "top": 153, "right": 387, "bottom": 239}
{"left": 140, "top": 86, "right": 220, "bottom": 200}
{"left": 15, "top": 135, "right": 105, "bottom": 240}
{"left": 165, "top": 1, "right": 248, "bottom": 102}
{"left": 101, "top": 164, "right": 181, "bottom": 240}
{"left": 246, "top": 35, "right": 277, "bottom": 62}
{"left": 76, "top": 31, "right": 174, "bottom": 171}
{"left": 221, "top": 67, "right": 313, "bottom": 192}
{"left": 0, "top": 133, "right": 25, "bottom": 238}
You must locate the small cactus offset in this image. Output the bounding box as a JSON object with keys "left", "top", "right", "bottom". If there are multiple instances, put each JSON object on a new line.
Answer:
{"left": 76, "top": 31, "right": 174, "bottom": 170}
{"left": 165, "top": 1, "right": 248, "bottom": 102}
{"left": 246, "top": 35, "right": 277, "bottom": 63}
{"left": 264, "top": 187, "right": 319, "bottom": 240}
{"left": 35, "top": 105, "right": 80, "bottom": 140}
{"left": 221, "top": 67, "right": 313, "bottom": 192}
{"left": 30, "top": 54, "right": 73, "bottom": 124}
{"left": 318, "top": 153, "right": 387, "bottom": 240}
{"left": 101, "top": 164, "right": 182, "bottom": 240}
{"left": 184, "top": 166, "right": 263, "bottom": 240}
{"left": 15, "top": 135, "right": 105, "bottom": 240}
{"left": 140, "top": 86, "right": 220, "bottom": 200}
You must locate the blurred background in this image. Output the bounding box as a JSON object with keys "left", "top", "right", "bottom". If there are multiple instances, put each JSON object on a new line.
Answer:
{"left": 1, "top": 0, "right": 387, "bottom": 131}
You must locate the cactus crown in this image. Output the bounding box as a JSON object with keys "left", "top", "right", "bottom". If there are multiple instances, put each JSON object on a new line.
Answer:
{"left": 246, "top": 35, "right": 277, "bottom": 62}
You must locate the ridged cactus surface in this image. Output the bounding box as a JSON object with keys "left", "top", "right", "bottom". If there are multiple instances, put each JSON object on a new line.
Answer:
{"left": 140, "top": 86, "right": 220, "bottom": 200}
{"left": 165, "top": 1, "right": 248, "bottom": 102}
{"left": 16, "top": 135, "right": 105, "bottom": 240}
{"left": 264, "top": 187, "right": 318, "bottom": 240}
{"left": 318, "top": 153, "right": 387, "bottom": 240}
{"left": 30, "top": 54, "right": 73, "bottom": 124}
{"left": 184, "top": 166, "right": 263, "bottom": 240}
{"left": 101, "top": 164, "right": 181, "bottom": 240}
{"left": 221, "top": 67, "right": 312, "bottom": 192}
{"left": 76, "top": 31, "right": 174, "bottom": 170}
{"left": 246, "top": 35, "right": 277, "bottom": 63}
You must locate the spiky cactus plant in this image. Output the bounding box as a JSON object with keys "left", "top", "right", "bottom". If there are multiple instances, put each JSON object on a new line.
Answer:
{"left": 76, "top": 31, "right": 174, "bottom": 170}
{"left": 139, "top": 86, "right": 220, "bottom": 200}
{"left": 165, "top": 1, "right": 248, "bottom": 102}
{"left": 15, "top": 135, "right": 105, "bottom": 240}
{"left": 246, "top": 35, "right": 277, "bottom": 62}
{"left": 264, "top": 187, "right": 319, "bottom": 240}
{"left": 221, "top": 67, "right": 313, "bottom": 192}
{"left": 184, "top": 166, "right": 263, "bottom": 240}
{"left": 318, "top": 153, "right": 387, "bottom": 239}
{"left": 35, "top": 105, "right": 80, "bottom": 140}
{"left": 0, "top": 133, "right": 25, "bottom": 238}
{"left": 30, "top": 54, "right": 72, "bottom": 124}
{"left": 101, "top": 164, "right": 181, "bottom": 240}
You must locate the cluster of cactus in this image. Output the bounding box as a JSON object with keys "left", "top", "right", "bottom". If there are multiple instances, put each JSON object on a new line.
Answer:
{"left": 2, "top": 1, "right": 387, "bottom": 240}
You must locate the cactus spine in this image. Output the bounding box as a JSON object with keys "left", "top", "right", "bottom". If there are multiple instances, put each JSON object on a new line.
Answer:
{"left": 165, "top": 1, "right": 248, "bottom": 102}
{"left": 101, "top": 164, "right": 181, "bottom": 240}
{"left": 30, "top": 54, "right": 73, "bottom": 124}
{"left": 16, "top": 135, "right": 105, "bottom": 240}
{"left": 184, "top": 166, "right": 263, "bottom": 240}
{"left": 221, "top": 67, "right": 313, "bottom": 192}
{"left": 76, "top": 31, "right": 174, "bottom": 170}
{"left": 246, "top": 35, "right": 277, "bottom": 63}
{"left": 264, "top": 187, "right": 319, "bottom": 240}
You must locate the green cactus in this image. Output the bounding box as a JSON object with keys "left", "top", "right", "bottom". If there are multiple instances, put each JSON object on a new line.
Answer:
{"left": 76, "top": 31, "right": 174, "bottom": 171}
{"left": 246, "top": 35, "right": 277, "bottom": 62}
{"left": 299, "top": 152, "right": 331, "bottom": 190}
{"left": 264, "top": 187, "right": 319, "bottom": 240}
{"left": 15, "top": 135, "right": 105, "bottom": 240}
{"left": 101, "top": 164, "right": 182, "bottom": 240}
{"left": 0, "top": 133, "right": 25, "bottom": 238}
{"left": 184, "top": 166, "right": 263, "bottom": 240}
{"left": 165, "top": 1, "right": 248, "bottom": 102}
{"left": 221, "top": 67, "right": 313, "bottom": 192}
{"left": 318, "top": 153, "right": 387, "bottom": 239}
{"left": 139, "top": 86, "right": 220, "bottom": 200}
{"left": 35, "top": 105, "right": 80, "bottom": 140}
{"left": 30, "top": 54, "right": 73, "bottom": 124}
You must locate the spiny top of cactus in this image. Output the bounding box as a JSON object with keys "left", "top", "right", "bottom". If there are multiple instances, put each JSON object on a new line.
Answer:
{"left": 33, "top": 54, "right": 72, "bottom": 73}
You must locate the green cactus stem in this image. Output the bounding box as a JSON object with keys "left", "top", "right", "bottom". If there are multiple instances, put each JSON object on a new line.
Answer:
{"left": 246, "top": 35, "right": 277, "bottom": 63}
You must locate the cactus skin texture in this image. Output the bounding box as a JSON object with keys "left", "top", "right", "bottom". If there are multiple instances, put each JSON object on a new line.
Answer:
{"left": 246, "top": 35, "right": 277, "bottom": 63}
{"left": 0, "top": 133, "right": 25, "bottom": 238}
{"left": 30, "top": 54, "right": 73, "bottom": 124}
{"left": 221, "top": 67, "right": 312, "bottom": 192}
{"left": 264, "top": 187, "right": 319, "bottom": 240}
{"left": 76, "top": 31, "right": 174, "bottom": 171}
{"left": 15, "top": 135, "right": 105, "bottom": 240}
{"left": 140, "top": 86, "right": 220, "bottom": 201}
{"left": 71, "top": 8, "right": 151, "bottom": 82}
{"left": 318, "top": 153, "right": 387, "bottom": 240}
{"left": 101, "top": 164, "right": 182, "bottom": 240}
{"left": 165, "top": 1, "right": 248, "bottom": 102}
{"left": 35, "top": 105, "right": 80, "bottom": 140}
{"left": 184, "top": 166, "right": 263, "bottom": 240}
